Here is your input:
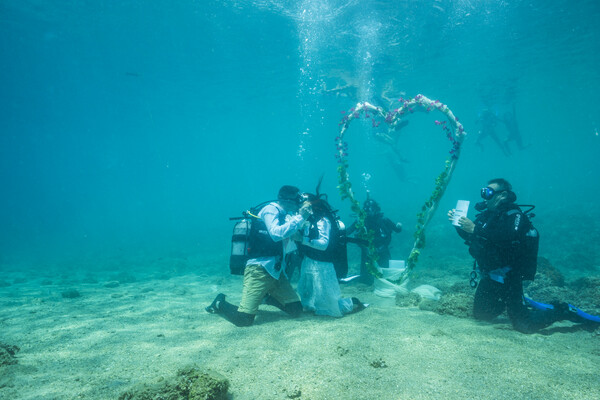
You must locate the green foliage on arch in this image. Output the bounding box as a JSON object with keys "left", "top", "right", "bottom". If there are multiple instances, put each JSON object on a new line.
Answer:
{"left": 335, "top": 94, "right": 467, "bottom": 283}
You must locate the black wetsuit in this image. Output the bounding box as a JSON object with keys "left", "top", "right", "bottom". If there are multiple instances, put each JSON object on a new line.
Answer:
{"left": 348, "top": 214, "right": 401, "bottom": 284}
{"left": 457, "top": 204, "right": 558, "bottom": 333}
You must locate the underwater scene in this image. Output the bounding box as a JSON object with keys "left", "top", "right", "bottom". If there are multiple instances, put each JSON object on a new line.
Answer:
{"left": 1, "top": 0, "right": 599, "bottom": 399}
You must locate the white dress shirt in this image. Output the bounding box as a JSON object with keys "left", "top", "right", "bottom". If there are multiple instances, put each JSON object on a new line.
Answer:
{"left": 247, "top": 202, "right": 305, "bottom": 280}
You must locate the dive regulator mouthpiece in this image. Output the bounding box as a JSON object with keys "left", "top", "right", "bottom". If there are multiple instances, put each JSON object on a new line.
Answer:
{"left": 475, "top": 201, "right": 487, "bottom": 212}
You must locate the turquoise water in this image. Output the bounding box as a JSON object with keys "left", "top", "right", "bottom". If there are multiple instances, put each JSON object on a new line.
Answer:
{"left": 1, "top": 0, "right": 599, "bottom": 273}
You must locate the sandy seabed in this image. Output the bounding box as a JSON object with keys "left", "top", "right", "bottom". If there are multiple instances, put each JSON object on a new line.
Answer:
{"left": 1, "top": 255, "right": 599, "bottom": 400}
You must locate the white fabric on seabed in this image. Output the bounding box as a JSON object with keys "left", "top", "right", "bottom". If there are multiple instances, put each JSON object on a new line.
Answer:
{"left": 297, "top": 257, "right": 353, "bottom": 317}
{"left": 374, "top": 265, "right": 442, "bottom": 300}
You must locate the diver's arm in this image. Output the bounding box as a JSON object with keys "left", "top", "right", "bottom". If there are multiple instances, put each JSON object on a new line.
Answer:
{"left": 383, "top": 217, "right": 402, "bottom": 233}
{"left": 302, "top": 218, "right": 330, "bottom": 251}
{"left": 346, "top": 221, "right": 357, "bottom": 236}
{"left": 456, "top": 226, "right": 473, "bottom": 241}
{"left": 261, "top": 205, "right": 305, "bottom": 242}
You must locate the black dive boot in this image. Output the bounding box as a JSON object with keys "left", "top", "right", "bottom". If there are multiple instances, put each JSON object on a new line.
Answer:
{"left": 206, "top": 294, "right": 255, "bottom": 326}
{"left": 206, "top": 293, "right": 226, "bottom": 314}
{"left": 349, "top": 297, "right": 367, "bottom": 314}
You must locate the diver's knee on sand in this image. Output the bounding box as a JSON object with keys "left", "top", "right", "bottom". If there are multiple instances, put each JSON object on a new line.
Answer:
{"left": 264, "top": 295, "right": 302, "bottom": 317}
{"left": 284, "top": 301, "right": 303, "bottom": 317}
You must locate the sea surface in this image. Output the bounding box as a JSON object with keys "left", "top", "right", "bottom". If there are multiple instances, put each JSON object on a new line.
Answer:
{"left": 1, "top": 1, "right": 599, "bottom": 398}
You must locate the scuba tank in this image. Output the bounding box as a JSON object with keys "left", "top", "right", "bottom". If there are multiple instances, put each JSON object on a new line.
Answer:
{"left": 518, "top": 205, "right": 539, "bottom": 281}
{"left": 230, "top": 218, "right": 251, "bottom": 275}
{"left": 332, "top": 219, "right": 349, "bottom": 279}
{"left": 229, "top": 201, "right": 284, "bottom": 275}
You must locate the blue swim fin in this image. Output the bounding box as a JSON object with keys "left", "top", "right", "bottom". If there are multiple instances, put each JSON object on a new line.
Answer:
{"left": 524, "top": 297, "right": 600, "bottom": 324}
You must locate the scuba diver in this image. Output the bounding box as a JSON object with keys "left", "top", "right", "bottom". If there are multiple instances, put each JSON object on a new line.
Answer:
{"left": 347, "top": 197, "right": 402, "bottom": 285}
{"left": 448, "top": 178, "right": 599, "bottom": 333}
{"left": 501, "top": 103, "right": 527, "bottom": 155}
{"left": 295, "top": 191, "right": 366, "bottom": 316}
{"left": 475, "top": 109, "right": 510, "bottom": 157}
{"left": 206, "top": 185, "right": 311, "bottom": 327}
{"left": 373, "top": 120, "right": 412, "bottom": 183}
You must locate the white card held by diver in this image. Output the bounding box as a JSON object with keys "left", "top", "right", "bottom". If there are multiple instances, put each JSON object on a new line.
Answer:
{"left": 453, "top": 200, "right": 469, "bottom": 226}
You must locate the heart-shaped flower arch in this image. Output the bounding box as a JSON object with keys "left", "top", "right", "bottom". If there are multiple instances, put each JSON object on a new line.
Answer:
{"left": 335, "top": 94, "right": 467, "bottom": 284}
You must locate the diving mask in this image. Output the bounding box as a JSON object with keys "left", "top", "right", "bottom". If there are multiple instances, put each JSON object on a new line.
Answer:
{"left": 480, "top": 187, "right": 507, "bottom": 200}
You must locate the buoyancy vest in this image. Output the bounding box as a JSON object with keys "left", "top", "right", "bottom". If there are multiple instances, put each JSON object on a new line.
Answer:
{"left": 469, "top": 205, "right": 539, "bottom": 281}
{"left": 298, "top": 217, "right": 338, "bottom": 263}
{"left": 247, "top": 210, "right": 285, "bottom": 258}
{"left": 229, "top": 203, "right": 285, "bottom": 275}
{"left": 297, "top": 213, "right": 349, "bottom": 279}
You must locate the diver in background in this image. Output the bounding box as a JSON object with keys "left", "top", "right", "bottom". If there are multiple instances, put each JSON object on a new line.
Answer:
{"left": 373, "top": 121, "right": 412, "bottom": 183}
{"left": 475, "top": 109, "right": 510, "bottom": 156}
{"left": 347, "top": 198, "right": 402, "bottom": 285}
{"left": 501, "top": 103, "right": 526, "bottom": 155}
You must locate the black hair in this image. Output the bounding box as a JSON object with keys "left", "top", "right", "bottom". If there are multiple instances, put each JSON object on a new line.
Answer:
{"left": 488, "top": 178, "right": 512, "bottom": 191}
{"left": 302, "top": 193, "right": 329, "bottom": 220}
{"left": 488, "top": 178, "right": 517, "bottom": 203}
{"left": 303, "top": 175, "right": 331, "bottom": 219}
{"left": 278, "top": 185, "right": 300, "bottom": 202}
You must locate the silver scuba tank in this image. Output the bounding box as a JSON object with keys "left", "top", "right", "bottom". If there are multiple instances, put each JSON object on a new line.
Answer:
{"left": 230, "top": 218, "right": 251, "bottom": 275}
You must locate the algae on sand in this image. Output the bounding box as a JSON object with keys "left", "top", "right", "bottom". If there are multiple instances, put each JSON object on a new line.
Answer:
{"left": 118, "top": 365, "right": 229, "bottom": 400}
{"left": 0, "top": 343, "right": 19, "bottom": 367}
